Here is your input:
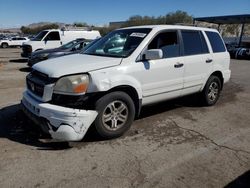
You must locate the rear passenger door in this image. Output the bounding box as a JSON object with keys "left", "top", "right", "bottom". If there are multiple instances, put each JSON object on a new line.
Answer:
{"left": 43, "top": 31, "right": 61, "bottom": 49}
{"left": 181, "top": 30, "right": 213, "bottom": 96}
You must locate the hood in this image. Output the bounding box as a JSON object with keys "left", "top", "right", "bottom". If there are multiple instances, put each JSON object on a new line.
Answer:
{"left": 31, "top": 48, "right": 63, "bottom": 57}
{"left": 33, "top": 54, "right": 122, "bottom": 78}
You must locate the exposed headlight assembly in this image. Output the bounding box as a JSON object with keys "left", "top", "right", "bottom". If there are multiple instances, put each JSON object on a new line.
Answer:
{"left": 54, "top": 74, "right": 89, "bottom": 95}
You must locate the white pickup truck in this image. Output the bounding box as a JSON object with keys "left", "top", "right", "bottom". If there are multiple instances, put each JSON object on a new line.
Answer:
{"left": 21, "top": 25, "right": 231, "bottom": 141}
{"left": 21, "top": 29, "right": 101, "bottom": 58}
{"left": 0, "top": 37, "right": 29, "bottom": 48}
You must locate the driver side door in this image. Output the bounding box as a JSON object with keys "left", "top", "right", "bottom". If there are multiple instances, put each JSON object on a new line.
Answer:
{"left": 43, "top": 31, "right": 61, "bottom": 49}
{"left": 131, "top": 30, "right": 184, "bottom": 105}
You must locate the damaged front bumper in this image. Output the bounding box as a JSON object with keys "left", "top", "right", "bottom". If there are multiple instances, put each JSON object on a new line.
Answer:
{"left": 21, "top": 91, "right": 98, "bottom": 141}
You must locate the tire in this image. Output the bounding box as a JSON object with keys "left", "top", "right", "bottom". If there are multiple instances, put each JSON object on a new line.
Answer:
{"left": 1, "top": 43, "right": 8, "bottom": 48}
{"left": 94, "top": 91, "right": 135, "bottom": 139}
{"left": 201, "top": 75, "right": 222, "bottom": 106}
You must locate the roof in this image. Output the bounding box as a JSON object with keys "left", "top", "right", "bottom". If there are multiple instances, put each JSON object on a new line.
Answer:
{"left": 120, "top": 25, "right": 217, "bottom": 32}
{"left": 194, "top": 14, "right": 250, "bottom": 24}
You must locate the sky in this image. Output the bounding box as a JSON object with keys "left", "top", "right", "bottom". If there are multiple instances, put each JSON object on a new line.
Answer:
{"left": 0, "top": 0, "right": 249, "bottom": 28}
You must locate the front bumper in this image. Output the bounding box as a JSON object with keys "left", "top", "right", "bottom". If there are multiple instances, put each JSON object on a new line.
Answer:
{"left": 21, "top": 91, "right": 98, "bottom": 141}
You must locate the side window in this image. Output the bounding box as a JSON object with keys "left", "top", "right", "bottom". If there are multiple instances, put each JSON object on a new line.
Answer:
{"left": 44, "top": 32, "right": 60, "bottom": 41}
{"left": 12, "top": 38, "right": 16, "bottom": 40}
{"left": 205, "top": 31, "right": 226, "bottom": 53}
{"left": 74, "top": 42, "right": 84, "bottom": 50}
{"left": 148, "top": 31, "right": 180, "bottom": 58}
{"left": 181, "top": 30, "right": 209, "bottom": 56}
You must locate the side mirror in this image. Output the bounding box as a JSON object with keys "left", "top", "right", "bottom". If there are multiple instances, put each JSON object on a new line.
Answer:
{"left": 144, "top": 49, "right": 163, "bottom": 60}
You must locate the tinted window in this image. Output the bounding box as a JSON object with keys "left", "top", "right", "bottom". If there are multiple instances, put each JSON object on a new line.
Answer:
{"left": 181, "top": 30, "right": 209, "bottom": 56}
{"left": 205, "top": 31, "right": 226, "bottom": 53}
{"left": 148, "top": 31, "right": 180, "bottom": 58}
{"left": 44, "top": 31, "right": 60, "bottom": 41}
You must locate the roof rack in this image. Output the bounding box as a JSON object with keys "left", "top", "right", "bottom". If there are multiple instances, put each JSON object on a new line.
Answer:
{"left": 174, "top": 23, "right": 197, "bottom": 27}
{"left": 60, "top": 26, "right": 93, "bottom": 31}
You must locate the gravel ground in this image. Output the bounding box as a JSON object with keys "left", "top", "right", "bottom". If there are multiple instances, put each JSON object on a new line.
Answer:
{"left": 0, "top": 48, "right": 250, "bottom": 188}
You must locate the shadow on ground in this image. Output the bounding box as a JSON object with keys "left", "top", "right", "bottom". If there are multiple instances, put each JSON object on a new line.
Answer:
{"left": 0, "top": 104, "right": 71, "bottom": 150}
{"left": 0, "top": 81, "right": 240, "bottom": 150}
{"left": 225, "top": 170, "right": 250, "bottom": 188}
{"left": 19, "top": 67, "right": 32, "bottom": 72}
{"left": 9, "top": 59, "right": 28, "bottom": 63}
{"left": 0, "top": 94, "right": 203, "bottom": 149}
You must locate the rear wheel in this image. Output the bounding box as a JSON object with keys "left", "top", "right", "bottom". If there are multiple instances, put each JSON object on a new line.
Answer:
{"left": 201, "top": 75, "right": 222, "bottom": 106}
{"left": 1, "top": 43, "right": 8, "bottom": 48}
{"left": 94, "top": 91, "right": 135, "bottom": 139}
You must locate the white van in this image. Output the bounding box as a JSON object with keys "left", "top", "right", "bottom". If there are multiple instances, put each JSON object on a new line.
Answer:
{"left": 21, "top": 29, "right": 101, "bottom": 57}
{"left": 21, "top": 25, "right": 231, "bottom": 141}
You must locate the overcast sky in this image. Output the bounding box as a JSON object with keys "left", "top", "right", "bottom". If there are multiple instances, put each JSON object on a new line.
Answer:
{"left": 0, "top": 0, "right": 249, "bottom": 28}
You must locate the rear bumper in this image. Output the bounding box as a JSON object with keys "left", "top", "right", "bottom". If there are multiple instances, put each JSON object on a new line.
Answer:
{"left": 21, "top": 91, "right": 98, "bottom": 141}
{"left": 223, "top": 70, "right": 231, "bottom": 83}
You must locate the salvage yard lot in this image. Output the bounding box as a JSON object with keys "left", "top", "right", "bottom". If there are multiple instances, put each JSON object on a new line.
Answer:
{"left": 0, "top": 48, "right": 250, "bottom": 187}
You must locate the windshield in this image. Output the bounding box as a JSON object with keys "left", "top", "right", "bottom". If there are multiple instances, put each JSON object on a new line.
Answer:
{"left": 60, "top": 40, "right": 80, "bottom": 49}
{"left": 84, "top": 28, "right": 152, "bottom": 58}
{"left": 31, "top": 31, "right": 48, "bottom": 41}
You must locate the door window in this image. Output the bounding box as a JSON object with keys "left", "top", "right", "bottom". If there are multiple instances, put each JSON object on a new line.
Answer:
{"left": 181, "top": 30, "right": 209, "bottom": 56}
{"left": 44, "top": 31, "right": 60, "bottom": 41}
{"left": 148, "top": 31, "right": 180, "bottom": 58}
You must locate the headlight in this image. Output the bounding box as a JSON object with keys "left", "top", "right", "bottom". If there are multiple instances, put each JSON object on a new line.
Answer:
{"left": 38, "top": 53, "right": 49, "bottom": 59}
{"left": 54, "top": 74, "right": 89, "bottom": 95}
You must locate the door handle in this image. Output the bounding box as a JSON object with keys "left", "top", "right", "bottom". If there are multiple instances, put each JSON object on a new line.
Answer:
{"left": 174, "top": 62, "right": 184, "bottom": 68}
{"left": 206, "top": 59, "right": 213, "bottom": 63}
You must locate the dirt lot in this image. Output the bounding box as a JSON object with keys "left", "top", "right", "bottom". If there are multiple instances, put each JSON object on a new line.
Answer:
{"left": 0, "top": 48, "right": 250, "bottom": 188}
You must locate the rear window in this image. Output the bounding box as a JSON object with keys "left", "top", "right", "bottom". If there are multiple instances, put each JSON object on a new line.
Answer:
{"left": 181, "top": 30, "right": 209, "bottom": 56}
{"left": 205, "top": 31, "right": 226, "bottom": 53}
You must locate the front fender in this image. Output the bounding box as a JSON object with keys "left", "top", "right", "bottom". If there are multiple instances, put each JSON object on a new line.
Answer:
{"left": 88, "top": 72, "right": 143, "bottom": 99}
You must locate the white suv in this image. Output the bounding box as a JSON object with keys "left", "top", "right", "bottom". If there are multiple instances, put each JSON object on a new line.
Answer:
{"left": 0, "top": 37, "right": 29, "bottom": 48}
{"left": 21, "top": 25, "right": 231, "bottom": 141}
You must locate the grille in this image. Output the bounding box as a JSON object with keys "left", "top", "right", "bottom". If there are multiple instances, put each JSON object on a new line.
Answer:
{"left": 26, "top": 70, "right": 55, "bottom": 98}
{"left": 26, "top": 79, "right": 44, "bottom": 97}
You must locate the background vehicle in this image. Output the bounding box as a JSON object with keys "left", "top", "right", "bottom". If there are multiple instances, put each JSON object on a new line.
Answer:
{"left": 21, "top": 25, "right": 231, "bottom": 142}
{"left": 0, "top": 37, "right": 29, "bottom": 48}
{"left": 21, "top": 28, "right": 101, "bottom": 58}
{"left": 27, "top": 38, "right": 92, "bottom": 67}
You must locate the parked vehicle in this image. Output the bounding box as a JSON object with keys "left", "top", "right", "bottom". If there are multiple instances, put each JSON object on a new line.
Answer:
{"left": 0, "top": 37, "right": 29, "bottom": 48}
{"left": 21, "top": 25, "right": 231, "bottom": 141}
{"left": 21, "top": 28, "right": 101, "bottom": 58}
{"left": 27, "top": 38, "right": 92, "bottom": 67}
{"left": 235, "top": 48, "right": 250, "bottom": 60}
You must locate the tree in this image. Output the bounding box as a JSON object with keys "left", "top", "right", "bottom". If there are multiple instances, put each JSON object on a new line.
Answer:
{"left": 73, "top": 22, "right": 88, "bottom": 27}
{"left": 21, "top": 24, "right": 59, "bottom": 34}
{"left": 165, "top": 10, "right": 193, "bottom": 24}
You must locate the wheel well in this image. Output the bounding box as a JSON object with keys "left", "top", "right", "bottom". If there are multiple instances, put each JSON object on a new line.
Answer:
{"left": 211, "top": 71, "right": 224, "bottom": 89}
{"left": 109, "top": 85, "right": 141, "bottom": 118}
{"left": 1, "top": 42, "right": 8, "bottom": 46}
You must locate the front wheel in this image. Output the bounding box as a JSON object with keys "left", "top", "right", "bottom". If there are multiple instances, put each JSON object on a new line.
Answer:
{"left": 201, "top": 75, "right": 222, "bottom": 106}
{"left": 94, "top": 91, "right": 135, "bottom": 139}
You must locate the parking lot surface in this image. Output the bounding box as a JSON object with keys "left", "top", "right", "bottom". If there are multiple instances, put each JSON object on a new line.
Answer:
{"left": 0, "top": 48, "right": 250, "bottom": 188}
